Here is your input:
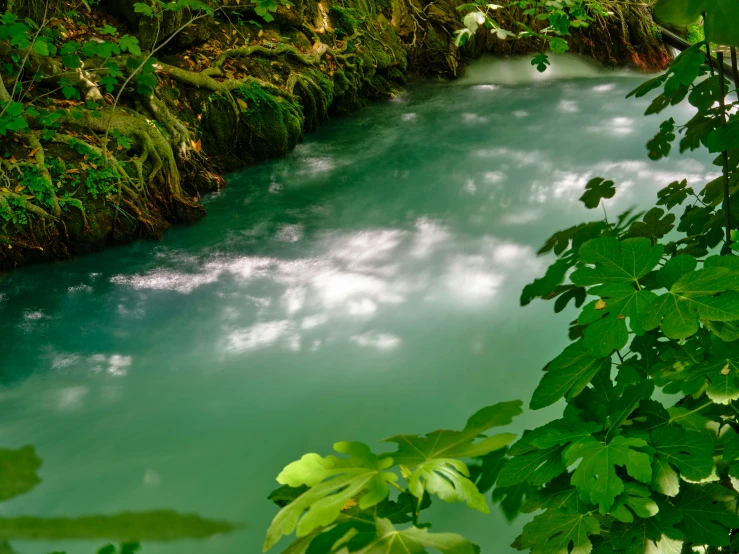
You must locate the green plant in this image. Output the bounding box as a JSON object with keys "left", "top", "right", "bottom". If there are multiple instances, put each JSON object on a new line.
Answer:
{"left": 454, "top": 0, "right": 609, "bottom": 70}
{"left": 264, "top": 2, "right": 739, "bottom": 553}
{"left": 263, "top": 402, "right": 522, "bottom": 552}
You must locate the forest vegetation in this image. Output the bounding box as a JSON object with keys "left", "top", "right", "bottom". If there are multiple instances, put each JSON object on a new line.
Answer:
{"left": 0, "top": 0, "right": 666, "bottom": 269}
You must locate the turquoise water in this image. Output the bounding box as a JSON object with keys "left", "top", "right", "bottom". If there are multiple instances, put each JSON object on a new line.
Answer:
{"left": 0, "top": 56, "right": 717, "bottom": 553}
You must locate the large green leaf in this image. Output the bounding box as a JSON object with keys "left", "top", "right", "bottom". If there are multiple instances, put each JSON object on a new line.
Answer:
{"left": 496, "top": 418, "right": 600, "bottom": 488}
{"left": 649, "top": 428, "right": 715, "bottom": 497}
{"left": 382, "top": 402, "right": 519, "bottom": 511}
{"left": 0, "top": 446, "right": 41, "bottom": 502}
{"left": 605, "top": 380, "right": 655, "bottom": 440}
{"left": 704, "top": 0, "right": 739, "bottom": 47}
{"left": 565, "top": 436, "right": 652, "bottom": 513}
{"left": 530, "top": 342, "right": 610, "bottom": 410}
{"left": 264, "top": 442, "right": 398, "bottom": 551}
{"left": 658, "top": 255, "right": 697, "bottom": 289}
{"left": 382, "top": 401, "right": 521, "bottom": 466}
{"left": 571, "top": 237, "right": 663, "bottom": 356}
{"left": 653, "top": 0, "right": 705, "bottom": 25}
{"left": 571, "top": 238, "right": 664, "bottom": 288}
{"left": 520, "top": 510, "right": 600, "bottom": 554}
{"left": 529, "top": 418, "right": 602, "bottom": 450}
{"left": 496, "top": 446, "right": 566, "bottom": 487}
{"left": 610, "top": 500, "right": 684, "bottom": 554}
{"left": 404, "top": 459, "right": 488, "bottom": 513}
{"left": 610, "top": 483, "right": 659, "bottom": 523}
{"left": 674, "top": 484, "right": 739, "bottom": 546}
{"left": 698, "top": 337, "right": 739, "bottom": 404}
{"left": 334, "top": 518, "right": 480, "bottom": 554}
{"left": 521, "top": 475, "right": 594, "bottom": 514}
{"left": 641, "top": 268, "right": 739, "bottom": 339}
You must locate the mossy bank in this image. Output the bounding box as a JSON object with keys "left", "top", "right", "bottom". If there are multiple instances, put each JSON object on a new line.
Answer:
{"left": 0, "top": 0, "right": 669, "bottom": 270}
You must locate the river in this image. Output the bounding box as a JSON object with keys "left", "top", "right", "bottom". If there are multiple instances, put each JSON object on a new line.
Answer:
{"left": 0, "top": 55, "right": 716, "bottom": 554}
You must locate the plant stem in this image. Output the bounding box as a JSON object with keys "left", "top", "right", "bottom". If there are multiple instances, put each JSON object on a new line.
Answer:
{"left": 668, "top": 400, "right": 713, "bottom": 424}
{"left": 731, "top": 47, "right": 739, "bottom": 101}
{"left": 388, "top": 480, "right": 405, "bottom": 493}
{"left": 717, "top": 51, "right": 732, "bottom": 249}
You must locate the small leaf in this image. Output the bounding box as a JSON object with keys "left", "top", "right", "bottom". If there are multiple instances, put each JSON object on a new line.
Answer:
{"left": 579, "top": 177, "right": 615, "bottom": 209}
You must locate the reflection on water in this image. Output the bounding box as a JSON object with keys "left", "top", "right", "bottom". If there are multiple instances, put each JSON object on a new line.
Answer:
{"left": 0, "top": 58, "right": 719, "bottom": 553}
{"left": 0, "top": 446, "right": 236, "bottom": 553}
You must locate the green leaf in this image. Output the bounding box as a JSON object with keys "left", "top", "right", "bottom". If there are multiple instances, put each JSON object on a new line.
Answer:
{"left": 641, "top": 268, "right": 739, "bottom": 339}
{"left": 605, "top": 380, "right": 655, "bottom": 438}
{"left": 119, "top": 35, "right": 142, "bottom": 56}
{"left": 579, "top": 177, "right": 615, "bottom": 209}
{"left": 626, "top": 207, "right": 675, "bottom": 241}
{"left": 530, "top": 341, "right": 611, "bottom": 410}
{"left": 610, "top": 500, "right": 684, "bottom": 553}
{"left": 336, "top": 518, "right": 479, "bottom": 554}
{"left": 647, "top": 118, "right": 676, "bottom": 159}
{"left": 0, "top": 446, "right": 41, "bottom": 501}
{"left": 32, "top": 39, "right": 50, "bottom": 56}
{"left": 264, "top": 442, "right": 398, "bottom": 551}
{"left": 579, "top": 285, "right": 657, "bottom": 356}
{"left": 657, "top": 179, "right": 692, "bottom": 209}
{"left": 548, "top": 37, "right": 568, "bottom": 55}
{"left": 610, "top": 483, "right": 659, "bottom": 523}
{"left": 649, "top": 428, "right": 715, "bottom": 496}
{"left": 134, "top": 2, "right": 155, "bottom": 17}
{"left": 705, "top": 0, "right": 739, "bottom": 47}
{"left": 530, "top": 418, "right": 603, "bottom": 450}
{"left": 654, "top": 0, "right": 705, "bottom": 25}
{"left": 531, "top": 53, "right": 550, "bottom": 73}
{"left": 674, "top": 484, "right": 739, "bottom": 546}
{"left": 62, "top": 54, "right": 82, "bottom": 69}
{"left": 497, "top": 418, "right": 601, "bottom": 487}
{"left": 696, "top": 337, "right": 739, "bottom": 404}
{"left": 405, "top": 458, "right": 489, "bottom": 513}
{"left": 520, "top": 510, "right": 600, "bottom": 554}
{"left": 520, "top": 475, "right": 593, "bottom": 514}
{"left": 571, "top": 237, "right": 664, "bottom": 287}
{"left": 565, "top": 435, "right": 652, "bottom": 512}
{"left": 382, "top": 401, "right": 521, "bottom": 466}
{"left": 627, "top": 73, "right": 668, "bottom": 99}
{"left": 724, "top": 432, "right": 739, "bottom": 462}
{"left": 496, "top": 446, "right": 566, "bottom": 487}
{"left": 658, "top": 255, "right": 697, "bottom": 290}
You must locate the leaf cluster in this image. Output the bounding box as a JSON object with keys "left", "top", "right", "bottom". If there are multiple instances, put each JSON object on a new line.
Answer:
{"left": 263, "top": 402, "right": 522, "bottom": 553}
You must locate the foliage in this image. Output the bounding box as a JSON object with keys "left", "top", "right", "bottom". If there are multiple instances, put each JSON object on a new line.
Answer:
{"left": 263, "top": 401, "right": 522, "bottom": 552}
{"left": 265, "top": 3, "right": 739, "bottom": 554}
{"left": 454, "top": 0, "right": 609, "bottom": 67}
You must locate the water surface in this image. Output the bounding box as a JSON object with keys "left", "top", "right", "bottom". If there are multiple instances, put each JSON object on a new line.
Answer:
{"left": 0, "top": 56, "right": 717, "bottom": 553}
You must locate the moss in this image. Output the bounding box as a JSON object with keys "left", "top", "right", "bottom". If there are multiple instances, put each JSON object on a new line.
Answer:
{"left": 329, "top": 6, "right": 364, "bottom": 36}
{"left": 68, "top": 139, "right": 119, "bottom": 199}
{"left": 18, "top": 165, "right": 56, "bottom": 210}
{"left": 234, "top": 81, "right": 304, "bottom": 159}
{"left": 687, "top": 22, "right": 705, "bottom": 45}
{"left": 296, "top": 69, "right": 335, "bottom": 132}
{"left": 387, "top": 67, "right": 406, "bottom": 84}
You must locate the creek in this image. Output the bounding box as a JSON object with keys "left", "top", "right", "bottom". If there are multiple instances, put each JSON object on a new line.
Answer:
{"left": 0, "top": 55, "right": 716, "bottom": 554}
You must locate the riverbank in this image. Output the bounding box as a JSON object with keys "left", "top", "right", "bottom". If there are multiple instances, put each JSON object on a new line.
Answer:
{"left": 0, "top": 0, "right": 669, "bottom": 270}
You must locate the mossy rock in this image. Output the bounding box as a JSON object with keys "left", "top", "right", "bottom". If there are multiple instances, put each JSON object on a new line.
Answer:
{"left": 234, "top": 82, "right": 304, "bottom": 160}
{"left": 329, "top": 6, "right": 364, "bottom": 36}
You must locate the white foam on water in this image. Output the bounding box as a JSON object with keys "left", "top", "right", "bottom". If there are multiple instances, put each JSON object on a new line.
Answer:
{"left": 457, "top": 54, "right": 639, "bottom": 87}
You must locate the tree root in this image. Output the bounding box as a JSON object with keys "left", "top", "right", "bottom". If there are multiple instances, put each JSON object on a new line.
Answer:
{"left": 60, "top": 108, "right": 183, "bottom": 198}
